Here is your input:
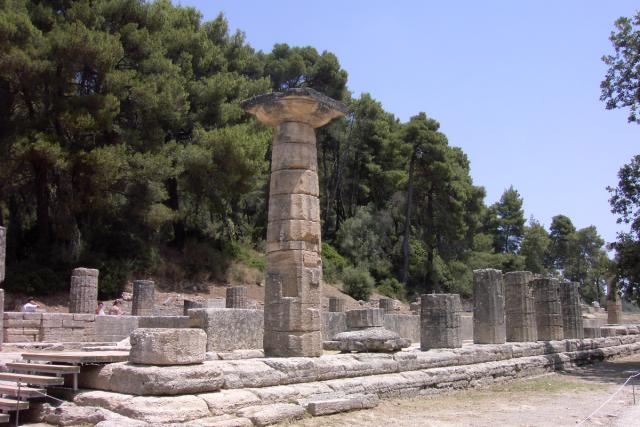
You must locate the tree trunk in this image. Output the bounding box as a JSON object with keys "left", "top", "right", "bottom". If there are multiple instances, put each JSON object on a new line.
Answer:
{"left": 165, "top": 177, "right": 185, "bottom": 249}
{"left": 401, "top": 151, "right": 416, "bottom": 285}
{"left": 424, "top": 188, "right": 437, "bottom": 293}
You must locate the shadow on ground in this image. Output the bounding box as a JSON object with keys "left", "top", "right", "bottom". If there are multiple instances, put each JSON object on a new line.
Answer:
{"left": 560, "top": 354, "right": 640, "bottom": 385}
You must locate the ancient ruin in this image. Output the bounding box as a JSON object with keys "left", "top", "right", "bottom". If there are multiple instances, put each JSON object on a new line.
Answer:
{"left": 226, "top": 286, "right": 249, "bottom": 309}
{"left": 420, "top": 293, "right": 462, "bottom": 349}
{"left": 328, "top": 297, "right": 345, "bottom": 312}
{"left": 131, "top": 280, "right": 155, "bottom": 316}
{"left": 242, "top": 88, "right": 347, "bottom": 357}
{"left": 532, "top": 278, "right": 564, "bottom": 340}
{"left": 504, "top": 271, "right": 537, "bottom": 342}
{"left": 559, "top": 281, "right": 584, "bottom": 339}
{"left": 473, "top": 269, "right": 506, "bottom": 344}
{"left": 608, "top": 293, "right": 623, "bottom": 325}
{"left": 69, "top": 268, "right": 99, "bottom": 314}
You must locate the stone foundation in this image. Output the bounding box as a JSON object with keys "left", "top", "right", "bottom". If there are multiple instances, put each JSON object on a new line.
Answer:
{"left": 74, "top": 333, "right": 640, "bottom": 424}
{"left": 130, "top": 328, "right": 206, "bottom": 365}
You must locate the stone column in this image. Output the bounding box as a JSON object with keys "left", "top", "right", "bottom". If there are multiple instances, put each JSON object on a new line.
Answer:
{"left": 132, "top": 280, "right": 155, "bottom": 316}
{"left": 473, "top": 269, "right": 506, "bottom": 344}
{"left": 0, "top": 226, "right": 5, "bottom": 285}
{"left": 226, "top": 286, "right": 249, "bottom": 309}
{"left": 532, "top": 278, "right": 564, "bottom": 340}
{"left": 607, "top": 293, "right": 623, "bottom": 324}
{"left": 379, "top": 298, "right": 394, "bottom": 313}
{"left": 560, "top": 281, "right": 584, "bottom": 339}
{"left": 328, "top": 297, "right": 345, "bottom": 312}
{"left": 420, "top": 294, "right": 462, "bottom": 350}
{"left": 242, "top": 88, "right": 346, "bottom": 357}
{"left": 504, "top": 271, "right": 537, "bottom": 342}
{"left": 69, "top": 268, "right": 99, "bottom": 314}
{"left": 346, "top": 308, "right": 384, "bottom": 330}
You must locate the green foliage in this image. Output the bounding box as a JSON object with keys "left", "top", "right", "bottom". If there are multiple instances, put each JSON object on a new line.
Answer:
{"left": 341, "top": 266, "right": 374, "bottom": 301}
{"left": 485, "top": 186, "right": 525, "bottom": 254}
{"left": 3, "top": 262, "right": 65, "bottom": 296}
{"left": 520, "top": 218, "right": 551, "bottom": 274}
{"left": 376, "top": 277, "right": 405, "bottom": 300}
{"left": 225, "top": 241, "right": 266, "bottom": 272}
{"left": 321, "top": 242, "right": 347, "bottom": 284}
{"left": 548, "top": 215, "right": 576, "bottom": 270}
{"left": 601, "top": 11, "right": 640, "bottom": 124}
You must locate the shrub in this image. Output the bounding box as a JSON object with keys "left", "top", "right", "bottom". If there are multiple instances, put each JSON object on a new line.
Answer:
{"left": 376, "top": 277, "right": 406, "bottom": 300}
{"left": 322, "top": 242, "right": 347, "bottom": 284}
{"left": 341, "top": 266, "right": 374, "bottom": 301}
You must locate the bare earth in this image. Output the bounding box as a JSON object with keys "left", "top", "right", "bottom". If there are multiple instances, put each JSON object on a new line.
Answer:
{"left": 284, "top": 354, "right": 640, "bottom": 427}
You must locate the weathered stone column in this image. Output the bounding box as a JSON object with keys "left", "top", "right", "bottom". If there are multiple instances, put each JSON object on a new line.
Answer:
{"left": 379, "top": 298, "right": 394, "bottom": 313}
{"left": 504, "top": 271, "right": 537, "bottom": 342}
{"left": 132, "top": 280, "right": 155, "bottom": 316}
{"left": 226, "top": 286, "right": 249, "bottom": 309}
{"left": 473, "top": 269, "right": 506, "bottom": 344}
{"left": 69, "top": 268, "right": 99, "bottom": 314}
{"left": 532, "top": 278, "right": 564, "bottom": 340}
{"left": 0, "top": 226, "right": 5, "bottom": 285}
{"left": 242, "top": 88, "right": 346, "bottom": 357}
{"left": 560, "top": 281, "right": 584, "bottom": 339}
{"left": 420, "top": 294, "right": 462, "bottom": 350}
{"left": 607, "top": 293, "right": 623, "bottom": 324}
{"left": 328, "top": 297, "right": 345, "bottom": 312}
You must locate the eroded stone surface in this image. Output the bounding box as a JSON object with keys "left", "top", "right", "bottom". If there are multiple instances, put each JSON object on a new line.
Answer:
{"left": 473, "top": 269, "right": 506, "bottom": 344}
{"left": 132, "top": 280, "right": 155, "bottom": 316}
{"left": 236, "top": 403, "right": 305, "bottom": 427}
{"left": 420, "top": 294, "right": 462, "bottom": 350}
{"left": 333, "top": 327, "right": 410, "bottom": 352}
{"left": 130, "top": 328, "right": 206, "bottom": 365}
{"left": 559, "top": 281, "right": 584, "bottom": 339}
{"left": 306, "top": 393, "right": 379, "bottom": 416}
{"left": 0, "top": 226, "right": 5, "bottom": 284}
{"left": 190, "top": 308, "right": 263, "bottom": 352}
{"left": 504, "top": 271, "right": 537, "bottom": 342}
{"left": 532, "top": 278, "right": 564, "bottom": 341}
{"left": 69, "top": 268, "right": 99, "bottom": 314}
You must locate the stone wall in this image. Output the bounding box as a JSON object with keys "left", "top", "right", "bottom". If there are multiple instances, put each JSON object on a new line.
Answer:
{"left": 384, "top": 314, "right": 420, "bottom": 342}
{"left": 321, "top": 312, "right": 346, "bottom": 341}
{"left": 2, "top": 312, "right": 190, "bottom": 343}
{"left": 189, "top": 308, "right": 264, "bottom": 352}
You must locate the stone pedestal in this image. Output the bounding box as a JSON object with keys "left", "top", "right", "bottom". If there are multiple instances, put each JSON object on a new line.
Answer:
{"left": 504, "top": 271, "right": 537, "bottom": 342}
{"left": 532, "top": 278, "right": 564, "bottom": 340}
{"left": 130, "top": 328, "right": 206, "bottom": 365}
{"left": 132, "top": 280, "right": 155, "bottom": 316}
{"left": 607, "top": 294, "right": 623, "bottom": 324}
{"left": 328, "top": 297, "right": 345, "bottom": 312}
{"left": 379, "top": 298, "right": 394, "bottom": 313}
{"left": 560, "top": 281, "right": 584, "bottom": 339}
{"left": 0, "top": 226, "right": 5, "bottom": 284}
{"left": 242, "top": 88, "right": 346, "bottom": 357}
{"left": 226, "top": 286, "right": 249, "bottom": 309}
{"left": 420, "top": 294, "right": 462, "bottom": 350}
{"left": 69, "top": 268, "right": 99, "bottom": 314}
{"left": 473, "top": 269, "right": 506, "bottom": 344}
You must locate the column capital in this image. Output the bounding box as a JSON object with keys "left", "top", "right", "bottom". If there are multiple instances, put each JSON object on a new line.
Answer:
{"left": 241, "top": 88, "right": 347, "bottom": 128}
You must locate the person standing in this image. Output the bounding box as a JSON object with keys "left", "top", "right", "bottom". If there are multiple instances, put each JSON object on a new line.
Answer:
{"left": 95, "top": 301, "right": 106, "bottom": 315}
{"left": 21, "top": 297, "right": 39, "bottom": 313}
{"left": 108, "top": 299, "right": 123, "bottom": 315}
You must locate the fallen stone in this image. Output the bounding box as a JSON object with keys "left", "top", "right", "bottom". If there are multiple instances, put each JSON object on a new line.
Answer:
{"left": 130, "top": 328, "right": 206, "bottom": 365}
{"left": 306, "top": 393, "right": 379, "bottom": 415}
{"left": 333, "top": 327, "right": 410, "bottom": 352}
{"left": 182, "top": 414, "right": 254, "bottom": 427}
{"left": 236, "top": 403, "right": 305, "bottom": 427}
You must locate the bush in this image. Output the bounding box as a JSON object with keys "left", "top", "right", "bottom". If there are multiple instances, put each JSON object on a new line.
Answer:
{"left": 3, "top": 261, "right": 65, "bottom": 295}
{"left": 322, "top": 242, "right": 347, "bottom": 284}
{"left": 376, "top": 277, "right": 406, "bottom": 300}
{"left": 341, "top": 266, "right": 374, "bottom": 301}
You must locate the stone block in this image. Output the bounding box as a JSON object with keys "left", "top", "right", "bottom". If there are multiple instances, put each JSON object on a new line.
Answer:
{"left": 226, "top": 286, "right": 249, "bottom": 309}
{"left": 263, "top": 329, "right": 323, "bottom": 357}
{"left": 137, "top": 316, "right": 190, "bottom": 329}
{"left": 328, "top": 297, "right": 346, "bottom": 312}
{"left": 346, "top": 309, "right": 384, "bottom": 329}
{"left": 272, "top": 140, "right": 317, "bottom": 172}
{"left": 236, "top": 403, "right": 305, "bottom": 427}
{"left": 384, "top": 314, "right": 420, "bottom": 343}
{"left": 265, "top": 299, "right": 321, "bottom": 332}
{"left": 473, "top": 269, "right": 506, "bottom": 344}
{"left": 607, "top": 294, "right": 623, "bottom": 324}
{"left": 94, "top": 316, "right": 139, "bottom": 341}
{"left": 379, "top": 298, "right": 395, "bottom": 313}
{"left": 189, "top": 308, "right": 264, "bottom": 352}
{"left": 130, "top": 328, "right": 206, "bottom": 365}
{"left": 306, "top": 394, "right": 379, "bottom": 416}
{"left": 268, "top": 194, "right": 320, "bottom": 223}
{"left": 269, "top": 169, "right": 319, "bottom": 196}
{"left": 266, "top": 220, "right": 320, "bottom": 245}
{"left": 333, "top": 327, "right": 410, "bottom": 352}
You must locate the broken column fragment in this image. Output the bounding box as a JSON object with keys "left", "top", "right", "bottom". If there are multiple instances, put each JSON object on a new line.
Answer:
{"left": 69, "top": 268, "right": 99, "bottom": 314}
{"left": 559, "top": 281, "right": 584, "bottom": 339}
{"left": 473, "top": 269, "right": 506, "bottom": 344}
{"left": 132, "top": 280, "right": 155, "bottom": 316}
{"left": 226, "top": 286, "right": 249, "bottom": 309}
{"left": 532, "top": 278, "right": 564, "bottom": 340}
{"left": 504, "top": 271, "right": 537, "bottom": 342}
{"left": 420, "top": 293, "right": 462, "bottom": 350}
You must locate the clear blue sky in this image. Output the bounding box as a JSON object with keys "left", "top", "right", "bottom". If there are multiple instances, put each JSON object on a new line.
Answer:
{"left": 182, "top": 1, "right": 638, "bottom": 246}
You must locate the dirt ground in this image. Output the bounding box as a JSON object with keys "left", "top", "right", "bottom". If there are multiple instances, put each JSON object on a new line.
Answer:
{"left": 284, "top": 354, "right": 640, "bottom": 427}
